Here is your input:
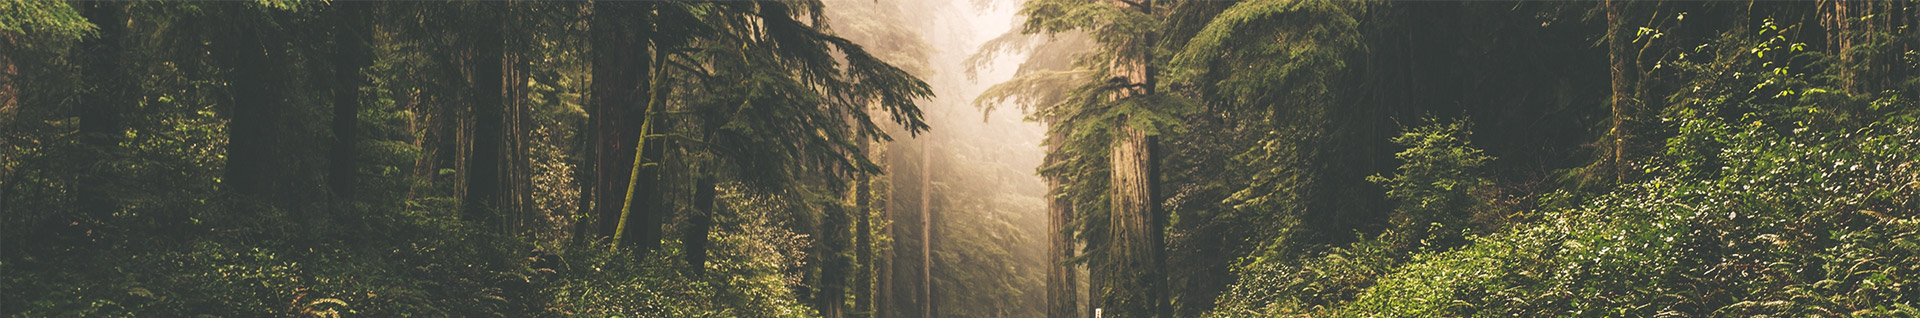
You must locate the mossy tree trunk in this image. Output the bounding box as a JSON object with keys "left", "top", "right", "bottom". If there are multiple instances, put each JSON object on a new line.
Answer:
{"left": 1046, "top": 127, "right": 1078, "bottom": 318}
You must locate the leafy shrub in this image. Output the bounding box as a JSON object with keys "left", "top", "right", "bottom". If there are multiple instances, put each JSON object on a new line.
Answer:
{"left": 1288, "top": 116, "right": 1920, "bottom": 317}
{"left": 1368, "top": 118, "right": 1494, "bottom": 249}
{"left": 1209, "top": 119, "right": 1494, "bottom": 317}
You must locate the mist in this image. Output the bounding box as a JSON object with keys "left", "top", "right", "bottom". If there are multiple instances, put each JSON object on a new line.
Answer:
{"left": 826, "top": 0, "right": 1051, "bottom": 316}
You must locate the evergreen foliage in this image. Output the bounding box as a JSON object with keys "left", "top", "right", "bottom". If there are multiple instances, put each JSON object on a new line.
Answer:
{"left": 5, "top": 0, "right": 1920, "bottom": 317}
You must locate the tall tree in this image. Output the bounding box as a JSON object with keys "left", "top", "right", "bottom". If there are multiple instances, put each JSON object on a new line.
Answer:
{"left": 328, "top": 2, "right": 372, "bottom": 202}
{"left": 216, "top": 3, "right": 294, "bottom": 205}
{"left": 1604, "top": 0, "right": 1635, "bottom": 183}
{"left": 76, "top": 1, "right": 128, "bottom": 219}
{"left": 1020, "top": 0, "right": 1176, "bottom": 315}
{"left": 920, "top": 136, "right": 935, "bottom": 318}
{"left": 587, "top": 1, "right": 647, "bottom": 243}
{"left": 971, "top": 26, "right": 1097, "bottom": 318}
{"left": 853, "top": 137, "right": 874, "bottom": 317}
{"left": 878, "top": 141, "right": 896, "bottom": 318}
{"left": 1044, "top": 127, "right": 1077, "bottom": 318}
{"left": 463, "top": 2, "right": 507, "bottom": 230}
{"left": 609, "top": 25, "right": 666, "bottom": 251}
{"left": 685, "top": 172, "right": 715, "bottom": 276}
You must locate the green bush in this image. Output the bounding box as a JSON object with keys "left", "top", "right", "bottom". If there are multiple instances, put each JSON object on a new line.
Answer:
{"left": 1240, "top": 116, "right": 1920, "bottom": 317}
{"left": 1209, "top": 119, "right": 1495, "bottom": 317}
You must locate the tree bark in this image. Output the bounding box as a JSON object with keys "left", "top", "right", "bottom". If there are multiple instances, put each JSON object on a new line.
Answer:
{"left": 1604, "top": 0, "right": 1634, "bottom": 183}
{"left": 1045, "top": 128, "right": 1078, "bottom": 318}
{"left": 328, "top": 2, "right": 372, "bottom": 202}
{"left": 1105, "top": 1, "right": 1165, "bottom": 316}
{"left": 855, "top": 137, "right": 874, "bottom": 318}
{"left": 1109, "top": 124, "right": 1162, "bottom": 318}
{"left": 613, "top": 39, "right": 666, "bottom": 252}
{"left": 686, "top": 173, "right": 715, "bottom": 277}
{"left": 590, "top": 1, "right": 647, "bottom": 242}
{"left": 464, "top": 2, "right": 507, "bottom": 231}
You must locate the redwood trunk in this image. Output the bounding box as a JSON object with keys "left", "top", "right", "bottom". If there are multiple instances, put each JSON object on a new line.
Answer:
{"left": 590, "top": 2, "right": 648, "bottom": 241}
{"left": 1109, "top": 124, "right": 1161, "bottom": 318}
{"left": 1046, "top": 128, "right": 1078, "bottom": 318}
{"left": 464, "top": 3, "right": 507, "bottom": 230}
{"left": 1105, "top": 0, "right": 1165, "bottom": 316}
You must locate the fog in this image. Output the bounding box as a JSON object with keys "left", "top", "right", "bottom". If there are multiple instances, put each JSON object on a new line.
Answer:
{"left": 826, "top": 0, "right": 1053, "bottom": 316}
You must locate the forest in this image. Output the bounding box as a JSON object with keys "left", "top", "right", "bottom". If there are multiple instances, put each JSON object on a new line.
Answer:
{"left": 1, "top": 0, "right": 1917, "bottom": 317}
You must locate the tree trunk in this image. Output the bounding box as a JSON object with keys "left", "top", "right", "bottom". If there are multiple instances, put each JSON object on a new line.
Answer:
{"left": 1089, "top": 260, "right": 1104, "bottom": 318}
{"left": 590, "top": 1, "right": 648, "bottom": 242}
{"left": 1604, "top": 0, "right": 1634, "bottom": 183}
{"left": 1045, "top": 128, "right": 1078, "bottom": 318}
{"left": 219, "top": 6, "right": 290, "bottom": 205}
{"left": 823, "top": 199, "right": 850, "bottom": 318}
{"left": 1105, "top": 1, "right": 1165, "bottom": 316}
{"left": 509, "top": 51, "right": 533, "bottom": 235}
{"left": 464, "top": 2, "right": 507, "bottom": 231}
{"left": 503, "top": 8, "right": 538, "bottom": 237}
{"left": 1822, "top": 0, "right": 1856, "bottom": 92}
{"left": 920, "top": 136, "right": 935, "bottom": 318}
{"left": 613, "top": 40, "right": 667, "bottom": 252}
{"left": 329, "top": 2, "right": 372, "bottom": 202}
{"left": 877, "top": 139, "right": 895, "bottom": 318}
{"left": 631, "top": 108, "right": 668, "bottom": 252}
{"left": 1109, "top": 124, "right": 1162, "bottom": 318}
{"left": 571, "top": 103, "right": 598, "bottom": 241}
{"left": 855, "top": 137, "right": 874, "bottom": 318}
{"left": 78, "top": 1, "right": 128, "bottom": 219}
{"left": 686, "top": 173, "right": 715, "bottom": 277}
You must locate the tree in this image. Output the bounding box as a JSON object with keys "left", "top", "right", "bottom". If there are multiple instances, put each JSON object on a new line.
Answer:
{"left": 1016, "top": 0, "right": 1184, "bottom": 315}
{"left": 327, "top": 2, "right": 372, "bottom": 202}
{"left": 215, "top": 2, "right": 296, "bottom": 205}
{"left": 972, "top": 26, "right": 1096, "bottom": 318}
{"left": 582, "top": 3, "right": 934, "bottom": 313}
{"left": 76, "top": 1, "right": 128, "bottom": 219}
{"left": 920, "top": 135, "right": 934, "bottom": 318}
{"left": 853, "top": 135, "right": 875, "bottom": 317}
{"left": 587, "top": 1, "right": 647, "bottom": 244}
{"left": 462, "top": 1, "right": 508, "bottom": 231}
{"left": 1044, "top": 127, "right": 1078, "bottom": 318}
{"left": 1604, "top": 0, "right": 1635, "bottom": 183}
